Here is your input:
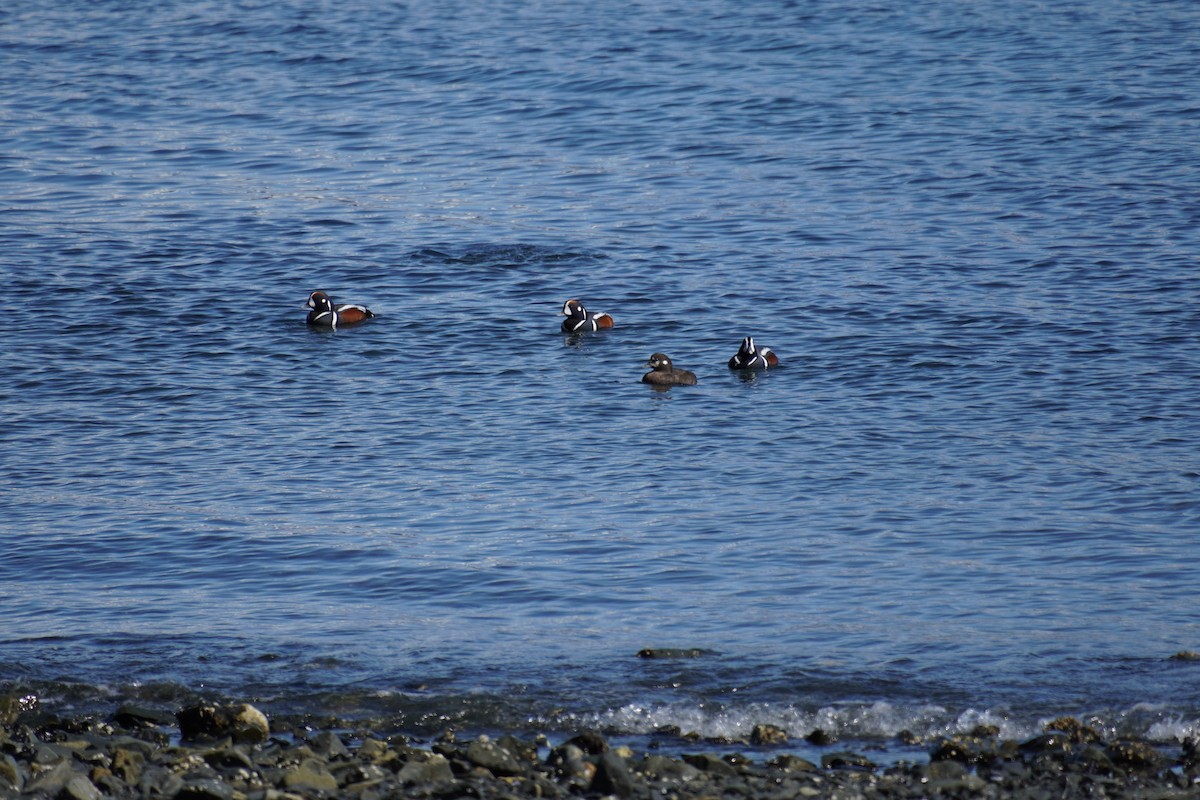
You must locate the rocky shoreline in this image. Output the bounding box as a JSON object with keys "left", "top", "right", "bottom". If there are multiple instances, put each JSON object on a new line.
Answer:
{"left": 3, "top": 695, "right": 1199, "bottom": 799}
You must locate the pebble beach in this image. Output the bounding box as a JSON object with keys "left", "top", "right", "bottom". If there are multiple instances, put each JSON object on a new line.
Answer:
{"left": 4, "top": 693, "right": 1198, "bottom": 799}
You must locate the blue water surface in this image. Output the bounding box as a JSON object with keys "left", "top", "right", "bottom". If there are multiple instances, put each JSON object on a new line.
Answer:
{"left": 3, "top": 0, "right": 1199, "bottom": 749}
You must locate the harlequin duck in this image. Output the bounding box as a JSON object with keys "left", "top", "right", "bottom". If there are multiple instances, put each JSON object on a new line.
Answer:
{"left": 306, "top": 291, "right": 375, "bottom": 329}
{"left": 560, "top": 298, "right": 614, "bottom": 333}
{"left": 728, "top": 336, "right": 779, "bottom": 369}
{"left": 642, "top": 353, "right": 697, "bottom": 386}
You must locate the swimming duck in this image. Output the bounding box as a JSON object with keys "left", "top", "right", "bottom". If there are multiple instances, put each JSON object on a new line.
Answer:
{"left": 727, "top": 336, "right": 779, "bottom": 369}
{"left": 306, "top": 291, "right": 375, "bottom": 329}
{"left": 642, "top": 353, "right": 697, "bottom": 386}
{"left": 560, "top": 298, "right": 614, "bottom": 333}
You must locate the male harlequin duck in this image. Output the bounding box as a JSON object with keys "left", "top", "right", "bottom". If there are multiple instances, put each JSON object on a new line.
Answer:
{"left": 728, "top": 336, "right": 779, "bottom": 369}
{"left": 642, "top": 353, "right": 697, "bottom": 386}
{"left": 560, "top": 298, "right": 614, "bottom": 333}
{"left": 306, "top": 291, "right": 375, "bottom": 329}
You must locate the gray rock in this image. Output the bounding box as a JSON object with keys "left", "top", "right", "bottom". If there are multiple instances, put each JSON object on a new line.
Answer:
{"left": 333, "top": 761, "right": 388, "bottom": 791}
{"left": 591, "top": 750, "right": 636, "bottom": 798}
{"left": 682, "top": 753, "right": 738, "bottom": 776}
{"left": 0, "top": 754, "right": 24, "bottom": 793}
{"left": 637, "top": 754, "right": 702, "bottom": 782}
{"left": 281, "top": 758, "right": 339, "bottom": 792}
{"left": 111, "top": 746, "right": 146, "bottom": 783}
{"left": 917, "top": 759, "right": 967, "bottom": 782}
{"left": 308, "top": 731, "right": 351, "bottom": 761}
{"left": 767, "top": 754, "right": 818, "bottom": 773}
{"left": 22, "top": 760, "right": 76, "bottom": 796}
{"left": 94, "top": 773, "right": 131, "bottom": 797}
{"left": 547, "top": 744, "right": 593, "bottom": 781}
{"left": 466, "top": 737, "right": 522, "bottom": 776}
{"left": 175, "top": 777, "right": 236, "bottom": 800}
{"left": 496, "top": 734, "right": 538, "bottom": 764}
{"left": 139, "top": 766, "right": 184, "bottom": 798}
{"left": 395, "top": 753, "right": 454, "bottom": 785}
{"left": 62, "top": 774, "right": 103, "bottom": 800}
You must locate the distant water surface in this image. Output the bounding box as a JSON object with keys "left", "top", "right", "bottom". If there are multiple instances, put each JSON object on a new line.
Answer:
{"left": 2, "top": 0, "right": 1199, "bottom": 751}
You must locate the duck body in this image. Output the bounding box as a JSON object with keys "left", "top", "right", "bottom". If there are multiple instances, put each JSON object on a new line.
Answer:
{"left": 728, "top": 336, "right": 779, "bottom": 369}
{"left": 560, "top": 298, "right": 614, "bottom": 333}
{"left": 306, "top": 291, "right": 375, "bottom": 329}
{"left": 642, "top": 353, "right": 697, "bottom": 386}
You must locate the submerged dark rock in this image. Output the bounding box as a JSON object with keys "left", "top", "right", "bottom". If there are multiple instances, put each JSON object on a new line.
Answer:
{"left": 113, "top": 705, "right": 175, "bottom": 730}
{"left": 636, "top": 648, "right": 712, "bottom": 659}
{"left": 821, "top": 750, "right": 876, "bottom": 770}
{"left": 805, "top": 727, "right": 836, "bottom": 746}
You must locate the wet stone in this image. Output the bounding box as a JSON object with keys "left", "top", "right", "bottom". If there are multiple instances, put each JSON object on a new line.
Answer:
{"left": 636, "top": 648, "right": 709, "bottom": 659}
{"left": 916, "top": 759, "right": 967, "bottom": 782}
{"left": 820, "top": 751, "right": 875, "bottom": 770}
{"left": 750, "top": 723, "right": 788, "bottom": 746}
{"left": 113, "top": 705, "right": 175, "bottom": 730}
{"left": 175, "top": 777, "right": 235, "bottom": 800}
{"left": 356, "top": 737, "right": 399, "bottom": 767}
{"left": 1020, "top": 733, "right": 1073, "bottom": 754}
{"left": 591, "top": 750, "right": 636, "bottom": 798}
{"left": 563, "top": 731, "right": 609, "bottom": 755}
{"left": 682, "top": 752, "right": 738, "bottom": 776}
{"left": 281, "top": 758, "right": 339, "bottom": 793}
{"left": 308, "top": 730, "right": 351, "bottom": 761}
{"left": 177, "top": 703, "right": 269, "bottom": 744}
{"left": 497, "top": 734, "right": 539, "bottom": 765}
{"left": 203, "top": 744, "right": 256, "bottom": 771}
{"left": 547, "top": 744, "right": 594, "bottom": 782}
{"left": 466, "top": 736, "right": 523, "bottom": 776}
{"left": 396, "top": 753, "right": 454, "bottom": 785}
{"left": 1075, "top": 744, "right": 1116, "bottom": 774}
{"left": 333, "top": 760, "right": 388, "bottom": 789}
{"left": 63, "top": 774, "right": 103, "bottom": 800}
{"left": 0, "top": 754, "right": 24, "bottom": 793}
{"left": 1106, "top": 739, "right": 1165, "bottom": 772}
{"left": 1044, "top": 716, "right": 1101, "bottom": 743}
{"left": 805, "top": 728, "right": 835, "bottom": 746}
{"left": 24, "top": 760, "right": 77, "bottom": 796}
{"left": 767, "top": 754, "right": 818, "bottom": 773}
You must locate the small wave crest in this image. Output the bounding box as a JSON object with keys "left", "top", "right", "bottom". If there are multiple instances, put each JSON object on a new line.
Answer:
{"left": 544, "top": 700, "right": 1199, "bottom": 747}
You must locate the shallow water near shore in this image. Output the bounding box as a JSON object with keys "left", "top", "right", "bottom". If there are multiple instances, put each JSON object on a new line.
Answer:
{"left": 3, "top": 0, "right": 1200, "bottom": 757}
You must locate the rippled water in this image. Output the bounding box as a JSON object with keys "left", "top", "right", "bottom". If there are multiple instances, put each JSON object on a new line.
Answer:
{"left": 3, "top": 0, "right": 1199, "bottom": 751}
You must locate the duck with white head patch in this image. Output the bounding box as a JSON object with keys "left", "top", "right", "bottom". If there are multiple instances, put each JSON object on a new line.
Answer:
{"left": 560, "top": 298, "right": 614, "bottom": 333}
{"left": 306, "top": 291, "right": 375, "bottom": 330}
